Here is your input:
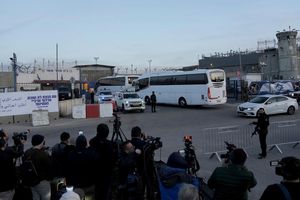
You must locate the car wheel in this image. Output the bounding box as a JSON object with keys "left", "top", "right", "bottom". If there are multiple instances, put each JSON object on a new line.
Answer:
{"left": 178, "top": 97, "right": 187, "bottom": 107}
{"left": 140, "top": 109, "right": 145, "bottom": 113}
{"left": 287, "top": 106, "right": 295, "bottom": 115}
{"left": 256, "top": 108, "right": 265, "bottom": 117}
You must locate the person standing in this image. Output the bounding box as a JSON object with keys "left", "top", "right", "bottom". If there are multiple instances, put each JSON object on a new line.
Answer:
{"left": 150, "top": 91, "right": 157, "bottom": 112}
{"left": 89, "top": 123, "right": 117, "bottom": 200}
{"left": 0, "top": 136, "right": 17, "bottom": 200}
{"left": 252, "top": 110, "right": 269, "bottom": 159}
{"left": 24, "top": 134, "right": 53, "bottom": 200}
{"left": 260, "top": 156, "right": 300, "bottom": 200}
{"left": 208, "top": 148, "right": 257, "bottom": 200}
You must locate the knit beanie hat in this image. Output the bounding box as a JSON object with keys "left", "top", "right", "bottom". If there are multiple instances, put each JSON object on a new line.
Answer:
{"left": 31, "top": 134, "right": 45, "bottom": 146}
{"left": 76, "top": 135, "right": 87, "bottom": 149}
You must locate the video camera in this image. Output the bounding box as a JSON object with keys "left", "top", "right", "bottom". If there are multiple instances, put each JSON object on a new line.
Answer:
{"left": 270, "top": 157, "right": 300, "bottom": 179}
{"left": 12, "top": 130, "right": 30, "bottom": 146}
{"left": 220, "top": 141, "right": 236, "bottom": 160}
{"left": 144, "top": 136, "right": 162, "bottom": 152}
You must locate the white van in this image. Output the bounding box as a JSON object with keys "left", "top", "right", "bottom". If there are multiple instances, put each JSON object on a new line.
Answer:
{"left": 114, "top": 92, "right": 145, "bottom": 112}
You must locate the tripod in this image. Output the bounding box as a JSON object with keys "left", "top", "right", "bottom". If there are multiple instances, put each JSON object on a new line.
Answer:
{"left": 111, "top": 113, "right": 128, "bottom": 159}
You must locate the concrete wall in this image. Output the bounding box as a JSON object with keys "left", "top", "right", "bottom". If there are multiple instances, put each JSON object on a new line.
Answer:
{"left": 58, "top": 98, "right": 84, "bottom": 117}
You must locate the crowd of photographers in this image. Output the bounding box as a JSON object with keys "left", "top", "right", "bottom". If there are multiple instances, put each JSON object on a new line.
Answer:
{"left": 0, "top": 124, "right": 299, "bottom": 200}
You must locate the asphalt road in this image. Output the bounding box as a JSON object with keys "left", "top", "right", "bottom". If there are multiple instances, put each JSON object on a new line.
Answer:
{"left": 1, "top": 100, "right": 300, "bottom": 199}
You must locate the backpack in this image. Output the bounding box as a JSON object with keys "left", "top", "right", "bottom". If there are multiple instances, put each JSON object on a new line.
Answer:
{"left": 20, "top": 155, "right": 40, "bottom": 187}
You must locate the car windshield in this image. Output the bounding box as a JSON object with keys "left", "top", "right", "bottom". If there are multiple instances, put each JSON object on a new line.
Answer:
{"left": 99, "top": 91, "right": 112, "bottom": 95}
{"left": 250, "top": 96, "right": 269, "bottom": 104}
{"left": 124, "top": 93, "right": 139, "bottom": 98}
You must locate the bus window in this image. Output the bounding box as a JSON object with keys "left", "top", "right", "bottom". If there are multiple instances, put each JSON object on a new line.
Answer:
{"left": 186, "top": 74, "right": 208, "bottom": 84}
{"left": 210, "top": 71, "right": 224, "bottom": 82}
{"left": 138, "top": 78, "right": 149, "bottom": 89}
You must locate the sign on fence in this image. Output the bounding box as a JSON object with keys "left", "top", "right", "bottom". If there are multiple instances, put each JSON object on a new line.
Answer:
{"left": 0, "top": 91, "right": 59, "bottom": 117}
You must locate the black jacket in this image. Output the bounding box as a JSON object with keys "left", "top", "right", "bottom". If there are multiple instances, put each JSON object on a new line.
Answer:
{"left": 0, "top": 149, "right": 17, "bottom": 192}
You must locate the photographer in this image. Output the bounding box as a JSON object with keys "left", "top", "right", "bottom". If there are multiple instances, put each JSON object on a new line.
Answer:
{"left": 23, "top": 134, "right": 53, "bottom": 200}
{"left": 130, "top": 126, "right": 146, "bottom": 152}
{"left": 251, "top": 109, "right": 269, "bottom": 159}
{"left": 260, "top": 156, "right": 300, "bottom": 200}
{"left": 89, "top": 123, "right": 117, "bottom": 200}
{"left": 207, "top": 148, "right": 257, "bottom": 200}
{"left": 0, "top": 130, "right": 18, "bottom": 200}
{"left": 119, "top": 141, "right": 143, "bottom": 200}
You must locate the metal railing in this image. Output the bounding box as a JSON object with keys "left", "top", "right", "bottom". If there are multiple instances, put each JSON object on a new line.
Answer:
{"left": 194, "top": 120, "right": 300, "bottom": 162}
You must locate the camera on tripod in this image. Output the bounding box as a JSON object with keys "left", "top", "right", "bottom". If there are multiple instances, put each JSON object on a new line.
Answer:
{"left": 12, "top": 130, "right": 30, "bottom": 146}
{"left": 144, "top": 136, "right": 162, "bottom": 152}
{"left": 179, "top": 135, "right": 200, "bottom": 175}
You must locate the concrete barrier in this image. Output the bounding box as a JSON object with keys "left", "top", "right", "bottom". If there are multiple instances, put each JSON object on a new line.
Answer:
{"left": 59, "top": 98, "right": 84, "bottom": 117}
{"left": 72, "top": 105, "right": 86, "bottom": 119}
{"left": 32, "top": 110, "right": 50, "bottom": 127}
{"left": 100, "top": 103, "right": 113, "bottom": 118}
{"left": 0, "top": 116, "right": 14, "bottom": 124}
{"left": 14, "top": 114, "right": 31, "bottom": 123}
{"left": 86, "top": 104, "right": 100, "bottom": 118}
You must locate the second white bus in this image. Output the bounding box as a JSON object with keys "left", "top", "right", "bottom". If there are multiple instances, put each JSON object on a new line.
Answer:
{"left": 134, "top": 69, "right": 227, "bottom": 106}
{"left": 95, "top": 75, "right": 140, "bottom": 94}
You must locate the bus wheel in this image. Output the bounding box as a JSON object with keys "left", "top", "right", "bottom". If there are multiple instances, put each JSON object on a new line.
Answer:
{"left": 145, "top": 96, "right": 150, "bottom": 105}
{"left": 178, "top": 97, "right": 187, "bottom": 107}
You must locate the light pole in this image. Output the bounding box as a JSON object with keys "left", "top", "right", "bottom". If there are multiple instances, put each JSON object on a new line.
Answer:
{"left": 148, "top": 59, "right": 152, "bottom": 73}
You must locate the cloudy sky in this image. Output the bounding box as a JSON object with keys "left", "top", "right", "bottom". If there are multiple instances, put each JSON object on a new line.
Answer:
{"left": 0, "top": 0, "right": 299, "bottom": 69}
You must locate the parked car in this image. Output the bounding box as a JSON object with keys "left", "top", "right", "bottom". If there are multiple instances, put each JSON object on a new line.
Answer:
{"left": 94, "top": 90, "right": 113, "bottom": 103}
{"left": 237, "top": 94, "right": 298, "bottom": 117}
{"left": 114, "top": 92, "right": 145, "bottom": 112}
{"left": 287, "top": 91, "right": 300, "bottom": 104}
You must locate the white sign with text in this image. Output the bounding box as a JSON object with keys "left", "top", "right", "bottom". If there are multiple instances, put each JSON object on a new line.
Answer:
{"left": 0, "top": 90, "right": 59, "bottom": 117}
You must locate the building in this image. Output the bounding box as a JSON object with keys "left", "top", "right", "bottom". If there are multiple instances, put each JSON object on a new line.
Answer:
{"left": 183, "top": 28, "right": 300, "bottom": 83}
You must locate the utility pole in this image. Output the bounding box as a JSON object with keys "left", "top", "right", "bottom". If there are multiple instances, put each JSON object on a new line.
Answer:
{"left": 10, "top": 53, "right": 17, "bottom": 92}
{"left": 56, "top": 43, "right": 59, "bottom": 81}
{"left": 148, "top": 59, "right": 152, "bottom": 73}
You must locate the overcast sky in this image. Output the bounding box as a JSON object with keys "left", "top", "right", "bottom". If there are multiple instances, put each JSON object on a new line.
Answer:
{"left": 0, "top": 0, "right": 299, "bottom": 69}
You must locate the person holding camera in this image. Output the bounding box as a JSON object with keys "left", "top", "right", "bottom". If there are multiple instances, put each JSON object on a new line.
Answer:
{"left": 23, "top": 134, "right": 53, "bottom": 200}
{"left": 251, "top": 109, "right": 269, "bottom": 159}
{"left": 207, "top": 148, "right": 257, "bottom": 200}
{"left": 260, "top": 156, "right": 300, "bottom": 200}
{"left": 119, "top": 141, "right": 143, "bottom": 200}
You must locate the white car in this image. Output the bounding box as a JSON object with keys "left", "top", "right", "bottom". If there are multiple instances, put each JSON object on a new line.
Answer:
{"left": 114, "top": 92, "right": 145, "bottom": 112}
{"left": 237, "top": 95, "right": 298, "bottom": 117}
{"left": 94, "top": 90, "right": 113, "bottom": 103}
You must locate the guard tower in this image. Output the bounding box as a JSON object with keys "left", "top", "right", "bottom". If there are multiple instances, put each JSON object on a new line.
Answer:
{"left": 276, "top": 28, "right": 299, "bottom": 79}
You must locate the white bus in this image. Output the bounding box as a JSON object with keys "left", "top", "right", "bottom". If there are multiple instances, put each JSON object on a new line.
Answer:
{"left": 94, "top": 75, "right": 140, "bottom": 94}
{"left": 134, "top": 69, "right": 227, "bottom": 106}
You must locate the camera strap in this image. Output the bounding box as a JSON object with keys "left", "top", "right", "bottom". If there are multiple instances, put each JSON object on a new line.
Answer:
{"left": 276, "top": 183, "right": 291, "bottom": 200}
